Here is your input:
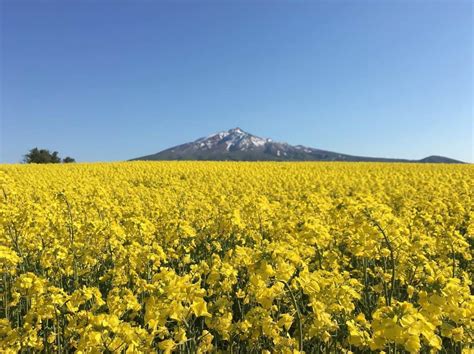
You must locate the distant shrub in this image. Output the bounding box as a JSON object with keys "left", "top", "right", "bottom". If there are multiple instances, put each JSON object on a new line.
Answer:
{"left": 62, "top": 156, "right": 76, "bottom": 163}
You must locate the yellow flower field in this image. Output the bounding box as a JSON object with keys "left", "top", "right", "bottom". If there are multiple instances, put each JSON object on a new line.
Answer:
{"left": 0, "top": 162, "right": 473, "bottom": 353}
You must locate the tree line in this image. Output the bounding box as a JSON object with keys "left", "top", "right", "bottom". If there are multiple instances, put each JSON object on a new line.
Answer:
{"left": 23, "top": 148, "right": 76, "bottom": 164}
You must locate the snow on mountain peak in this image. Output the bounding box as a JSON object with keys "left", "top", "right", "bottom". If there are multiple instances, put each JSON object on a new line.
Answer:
{"left": 193, "top": 128, "right": 269, "bottom": 151}
{"left": 229, "top": 127, "right": 244, "bottom": 134}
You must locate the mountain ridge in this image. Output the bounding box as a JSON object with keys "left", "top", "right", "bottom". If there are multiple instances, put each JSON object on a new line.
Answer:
{"left": 132, "top": 128, "right": 464, "bottom": 163}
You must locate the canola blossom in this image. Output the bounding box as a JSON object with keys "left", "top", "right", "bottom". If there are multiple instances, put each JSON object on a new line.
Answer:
{"left": 0, "top": 161, "right": 473, "bottom": 353}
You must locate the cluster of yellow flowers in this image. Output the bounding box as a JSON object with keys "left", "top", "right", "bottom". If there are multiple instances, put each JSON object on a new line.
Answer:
{"left": 0, "top": 162, "right": 472, "bottom": 353}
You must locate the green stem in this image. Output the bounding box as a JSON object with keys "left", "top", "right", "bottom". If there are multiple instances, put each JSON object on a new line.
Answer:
{"left": 278, "top": 279, "right": 303, "bottom": 352}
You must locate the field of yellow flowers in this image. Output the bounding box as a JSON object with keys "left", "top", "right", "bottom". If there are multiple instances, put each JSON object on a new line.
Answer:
{"left": 0, "top": 162, "right": 472, "bottom": 353}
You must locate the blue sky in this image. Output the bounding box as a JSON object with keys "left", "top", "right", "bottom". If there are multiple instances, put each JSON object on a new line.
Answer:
{"left": 1, "top": 0, "right": 472, "bottom": 163}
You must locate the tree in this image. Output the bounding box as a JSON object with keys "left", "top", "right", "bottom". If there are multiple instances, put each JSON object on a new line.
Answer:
{"left": 62, "top": 156, "right": 76, "bottom": 163}
{"left": 23, "top": 148, "right": 75, "bottom": 164}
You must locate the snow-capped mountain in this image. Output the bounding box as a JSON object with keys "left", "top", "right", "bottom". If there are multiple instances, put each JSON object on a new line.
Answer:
{"left": 132, "top": 128, "right": 463, "bottom": 163}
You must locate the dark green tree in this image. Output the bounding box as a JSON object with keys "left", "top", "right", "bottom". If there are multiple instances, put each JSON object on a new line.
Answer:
{"left": 23, "top": 148, "right": 72, "bottom": 164}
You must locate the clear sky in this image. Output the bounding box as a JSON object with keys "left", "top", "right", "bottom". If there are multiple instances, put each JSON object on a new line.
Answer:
{"left": 1, "top": 0, "right": 472, "bottom": 163}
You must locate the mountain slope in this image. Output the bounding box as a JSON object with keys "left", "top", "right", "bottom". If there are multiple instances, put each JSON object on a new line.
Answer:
{"left": 132, "top": 128, "right": 464, "bottom": 163}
